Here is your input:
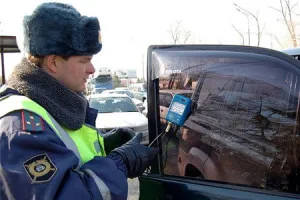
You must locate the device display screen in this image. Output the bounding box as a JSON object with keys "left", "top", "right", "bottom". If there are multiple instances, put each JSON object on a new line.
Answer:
{"left": 169, "top": 102, "right": 185, "bottom": 115}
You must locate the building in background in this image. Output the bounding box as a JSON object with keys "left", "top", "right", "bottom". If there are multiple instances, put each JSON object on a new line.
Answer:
{"left": 115, "top": 69, "right": 139, "bottom": 87}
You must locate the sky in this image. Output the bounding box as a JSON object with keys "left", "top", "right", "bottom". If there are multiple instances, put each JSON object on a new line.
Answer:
{"left": 0, "top": 0, "right": 299, "bottom": 79}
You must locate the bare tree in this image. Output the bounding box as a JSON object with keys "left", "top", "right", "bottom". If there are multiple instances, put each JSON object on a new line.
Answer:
{"left": 267, "top": 33, "right": 285, "bottom": 48}
{"left": 270, "top": 0, "right": 299, "bottom": 47}
{"left": 168, "top": 21, "right": 191, "bottom": 44}
{"left": 234, "top": 5, "right": 251, "bottom": 45}
{"left": 234, "top": 4, "right": 264, "bottom": 46}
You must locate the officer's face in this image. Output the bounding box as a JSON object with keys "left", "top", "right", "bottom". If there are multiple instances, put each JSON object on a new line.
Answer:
{"left": 55, "top": 55, "right": 95, "bottom": 92}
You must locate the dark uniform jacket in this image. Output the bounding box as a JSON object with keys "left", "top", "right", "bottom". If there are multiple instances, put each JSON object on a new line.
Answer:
{"left": 0, "top": 88, "right": 128, "bottom": 200}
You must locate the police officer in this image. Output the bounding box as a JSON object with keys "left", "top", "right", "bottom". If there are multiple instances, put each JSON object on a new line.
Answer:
{"left": 0, "top": 3, "right": 158, "bottom": 200}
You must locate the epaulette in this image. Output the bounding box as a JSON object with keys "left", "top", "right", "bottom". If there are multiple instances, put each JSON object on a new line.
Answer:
{"left": 21, "top": 110, "right": 45, "bottom": 132}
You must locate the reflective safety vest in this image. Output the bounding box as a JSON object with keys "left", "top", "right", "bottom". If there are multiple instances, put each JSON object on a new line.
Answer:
{"left": 0, "top": 95, "right": 106, "bottom": 168}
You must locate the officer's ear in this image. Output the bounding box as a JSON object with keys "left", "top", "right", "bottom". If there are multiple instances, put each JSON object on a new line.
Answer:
{"left": 44, "top": 55, "right": 58, "bottom": 74}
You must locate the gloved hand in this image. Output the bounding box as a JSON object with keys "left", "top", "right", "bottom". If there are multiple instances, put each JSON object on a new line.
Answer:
{"left": 109, "top": 132, "right": 158, "bottom": 178}
{"left": 102, "top": 128, "right": 136, "bottom": 154}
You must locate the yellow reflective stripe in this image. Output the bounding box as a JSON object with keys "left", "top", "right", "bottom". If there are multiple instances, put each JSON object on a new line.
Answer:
{"left": 0, "top": 95, "right": 83, "bottom": 167}
{"left": 0, "top": 95, "right": 106, "bottom": 165}
{"left": 66, "top": 126, "right": 97, "bottom": 164}
{"left": 98, "top": 135, "right": 106, "bottom": 156}
{"left": 85, "top": 123, "right": 106, "bottom": 156}
{"left": 65, "top": 125, "right": 105, "bottom": 163}
{"left": 48, "top": 115, "right": 82, "bottom": 168}
{"left": 0, "top": 95, "right": 60, "bottom": 137}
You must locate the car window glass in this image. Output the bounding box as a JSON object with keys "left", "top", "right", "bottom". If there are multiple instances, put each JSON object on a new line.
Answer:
{"left": 196, "top": 76, "right": 235, "bottom": 111}
{"left": 159, "top": 93, "right": 173, "bottom": 107}
{"left": 159, "top": 93, "right": 166, "bottom": 107}
{"left": 156, "top": 50, "right": 300, "bottom": 195}
{"left": 164, "top": 94, "right": 173, "bottom": 107}
{"left": 89, "top": 97, "right": 138, "bottom": 113}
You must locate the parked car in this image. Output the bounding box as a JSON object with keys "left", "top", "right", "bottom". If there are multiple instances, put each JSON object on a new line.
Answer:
{"left": 128, "top": 83, "right": 147, "bottom": 101}
{"left": 91, "top": 87, "right": 105, "bottom": 94}
{"left": 115, "top": 87, "right": 129, "bottom": 90}
{"left": 281, "top": 47, "right": 300, "bottom": 60}
{"left": 141, "top": 100, "right": 148, "bottom": 117}
{"left": 140, "top": 45, "right": 300, "bottom": 200}
{"left": 101, "top": 89, "right": 144, "bottom": 110}
{"left": 89, "top": 93, "right": 149, "bottom": 144}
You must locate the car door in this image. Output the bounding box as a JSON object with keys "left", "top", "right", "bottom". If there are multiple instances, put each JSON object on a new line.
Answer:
{"left": 140, "top": 45, "right": 300, "bottom": 200}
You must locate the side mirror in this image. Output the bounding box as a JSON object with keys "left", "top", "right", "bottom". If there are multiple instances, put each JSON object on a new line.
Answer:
{"left": 138, "top": 106, "right": 145, "bottom": 112}
{"left": 142, "top": 97, "right": 146, "bottom": 103}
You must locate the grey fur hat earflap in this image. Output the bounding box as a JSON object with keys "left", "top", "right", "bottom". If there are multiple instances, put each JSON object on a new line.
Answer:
{"left": 22, "top": 2, "right": 102, "bottom": 56}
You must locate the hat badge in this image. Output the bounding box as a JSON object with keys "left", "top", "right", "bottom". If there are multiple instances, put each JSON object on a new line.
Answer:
{"left": 98, "top": 31, "right": 102, "bottom": 44}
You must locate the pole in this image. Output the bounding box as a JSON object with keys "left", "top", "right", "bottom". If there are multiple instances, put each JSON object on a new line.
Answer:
{"left": 1, "top": 48, "right": 5, "bottom": 84}
{"left": 142, "top": 55, "right": 145, "bottom": 81}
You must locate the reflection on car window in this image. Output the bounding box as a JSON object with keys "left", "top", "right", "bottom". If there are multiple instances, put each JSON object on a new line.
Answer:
{"left": 89, "top": 97, "right": 138, "bottom": 113}
{"left": 164, "top": 94, "right": 173, "bottom": 107}
{"left": 160, "top": 93, "right": 173, "bottom": 108}
{"left": 157, "top": 51, "right": 300, "bottom": 195}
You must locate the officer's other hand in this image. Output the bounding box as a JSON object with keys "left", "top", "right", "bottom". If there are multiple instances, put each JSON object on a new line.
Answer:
{"left": 109, "top": 133, "right": 158, "bottom": 178}
{"left": 103, "top": 128, "right": 135, "bottom": 154}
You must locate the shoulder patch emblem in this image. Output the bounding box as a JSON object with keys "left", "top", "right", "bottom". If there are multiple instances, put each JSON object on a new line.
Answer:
{"left": 21, "top": 110, "right": 45, "bottom": 132}
{"left": 23, "top": 154, "right": 57, "bottom": 184}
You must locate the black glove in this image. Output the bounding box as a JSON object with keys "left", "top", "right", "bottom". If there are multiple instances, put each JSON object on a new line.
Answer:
{"left": 102, "top": 128, "right": 135, "bottom": 154}
{"left": 110, "top": 132, "right": 158, "bottom": 178}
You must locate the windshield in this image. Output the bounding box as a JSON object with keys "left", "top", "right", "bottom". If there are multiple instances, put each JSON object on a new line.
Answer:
{"left": 125, "top": 91, "right": 134, "bottom": 98}
{"left": 94, "top": 88, "right": 104, "bottom": 94}
{"left": 89, "top": 97, "right": 138, "bottom": 113}
{"left": 111, "top": 91, "right": 134, "bottom": 98}
{"left": 94, "top": 75, "right": 112, "bottom": 83}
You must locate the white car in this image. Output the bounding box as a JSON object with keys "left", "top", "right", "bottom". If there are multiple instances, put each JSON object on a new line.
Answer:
{"left": 281, "top": 47, "right": 300, "bottom": 60}
{"left": 89, "top": 93, "right": 149, "bottom": 144}
{"left": 101, "top": 89, "right": 144, "bottom": 108}
{"left": 142, "top": 100, "right": 147, "bottom": 116}
{"left": 114, "top": 87, "right": 129, "bottom": 91}
{"left": 91, "top": 88, "right": 105, "bottom": 94}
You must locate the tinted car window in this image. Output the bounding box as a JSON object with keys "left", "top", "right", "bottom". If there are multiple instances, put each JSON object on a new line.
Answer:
{"left": 159, "top": 93, "right": 173, "bottom": 107}
{"left": 158, "top": 52, "right": 300, "bottom": 194}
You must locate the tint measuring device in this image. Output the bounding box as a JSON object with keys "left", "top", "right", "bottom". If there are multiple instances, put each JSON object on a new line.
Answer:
{"left": 149, "top": 94, "right": 192, "bottom": 147}
{"left": 166, "top": 94, "right": 192, "bottom": 126}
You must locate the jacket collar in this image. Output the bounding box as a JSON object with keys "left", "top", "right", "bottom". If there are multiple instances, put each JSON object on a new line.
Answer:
{"left": 5, "top": 57, "right": 88, "bottom": 130}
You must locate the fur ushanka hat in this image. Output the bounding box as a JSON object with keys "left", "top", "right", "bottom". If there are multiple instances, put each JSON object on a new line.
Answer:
{"left": 20, "top": 2, "right": 102, "bottom": 56}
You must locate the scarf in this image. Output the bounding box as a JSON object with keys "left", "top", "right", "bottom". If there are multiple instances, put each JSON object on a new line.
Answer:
{"left": 7, "top": 57, "right": 87, "bottom": 130}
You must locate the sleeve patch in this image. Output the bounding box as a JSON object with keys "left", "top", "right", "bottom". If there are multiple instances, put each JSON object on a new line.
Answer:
{"left": 23, "top": 153, "right": 57, "bottom": 184}
{"left": 21, "top": 110, "right": 45, "bottom": 132}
